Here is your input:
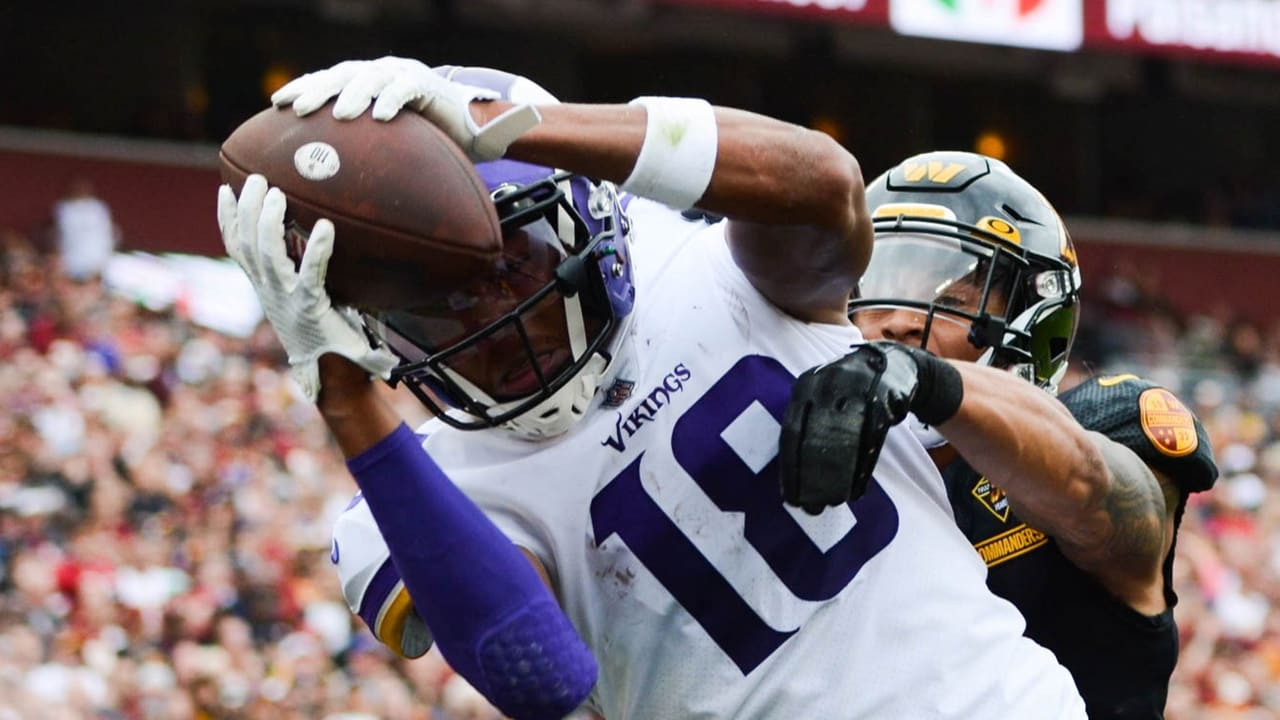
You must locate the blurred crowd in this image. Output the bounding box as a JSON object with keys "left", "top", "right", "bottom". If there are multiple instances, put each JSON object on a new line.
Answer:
{"left": 0, "top": 226, "right": 528, "bottom": 719}
{"left": 1072, "top": 271, "right": 1280, "bottom": 719}
{"left": 6, "top": 213, "right": 1280, "bottom": 720}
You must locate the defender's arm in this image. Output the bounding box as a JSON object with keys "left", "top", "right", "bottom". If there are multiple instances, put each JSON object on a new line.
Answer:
{"left": 937, "top": 362, "right": 1170, "bottom": 614}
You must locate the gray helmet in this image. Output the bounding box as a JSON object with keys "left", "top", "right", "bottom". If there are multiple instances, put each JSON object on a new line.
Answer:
{"left": 852, "top": 151, "right": 1081, "bottom": 391}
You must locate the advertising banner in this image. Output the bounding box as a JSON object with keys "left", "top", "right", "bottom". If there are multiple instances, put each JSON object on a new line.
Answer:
{"left": 657, "top": 0, "right": 1280, "bottom": 67}
{"left": 1086, "top": 0, "right": 1280, "bottom": 67}
{"left": 889, "top": 0, "right": 1085, "bottom": 51}
{"left": 652, "top": 0, "right": 888, "bottom": 23}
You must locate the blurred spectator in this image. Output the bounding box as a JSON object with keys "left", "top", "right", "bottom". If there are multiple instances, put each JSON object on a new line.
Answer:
{"left": 1067, "top": 268, "right": 1280, "bottom": 718}
{"left": 0, "top": 233, "right": 525, "bottom": 719}
{"left": 52, "top": 178, "right": 120, "bottom": 282}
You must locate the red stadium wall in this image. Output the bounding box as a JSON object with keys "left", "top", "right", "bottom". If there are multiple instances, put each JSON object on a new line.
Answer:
{"left": 1068, "top": 219, "right": 1280, "bottom": 327}
{"left": 0, "top": 134, "right": 222, "bottom": 255}
{"left": 1077, "top": 244, "right": 1254, "bottom": 318}
{"left": 3, "top": 133, "right": 1279, "bottom": 327}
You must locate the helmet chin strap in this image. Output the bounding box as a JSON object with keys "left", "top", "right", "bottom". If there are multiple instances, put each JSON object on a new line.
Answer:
{"left": 908, "top": 346, "right": 1024, "bottom": 451}
{"left": 911, "top": 295, "right": 1068, "bottom": 452}
{"left": 504, "top": 354, "right": 609, "bottom": 440}
{"left": 438, "top": 290, "right": 637, "bottom": 441}
{"left": 499, "top": 290, "right": 600, "bottom": 440}
{"left": 1043, "top": 362, "right": 1067, "bottom": 397}
{"left": 440, "top": 354, "right": 608, "bottom": 441}
{"left": 497, "top": 312, "right": 639, "bottom": 441}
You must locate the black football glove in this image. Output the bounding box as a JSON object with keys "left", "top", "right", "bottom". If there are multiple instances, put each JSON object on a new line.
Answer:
{"left": 779, "top": 341, "right": 963, "bottom": 514}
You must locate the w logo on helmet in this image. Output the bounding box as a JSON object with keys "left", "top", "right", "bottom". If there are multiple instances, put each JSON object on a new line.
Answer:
{"left": 902, "top": 161, "right": 967, "bottom": 185}
{"left": 889, "top": 152, "right": 984, "bottom": 189}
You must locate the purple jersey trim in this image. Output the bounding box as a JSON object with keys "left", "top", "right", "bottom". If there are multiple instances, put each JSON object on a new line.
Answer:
{"left": 356, "top": 557, "right": 401, "bottom": 633}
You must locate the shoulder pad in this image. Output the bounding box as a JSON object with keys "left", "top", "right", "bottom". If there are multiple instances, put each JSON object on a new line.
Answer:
{"left": 1059, "top": 374, "right": 1217, "bottom": 493}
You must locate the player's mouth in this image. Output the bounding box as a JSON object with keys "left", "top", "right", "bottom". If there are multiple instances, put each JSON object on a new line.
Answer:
{"left": 496, "top": 347, "right": 573, "bottom": 399}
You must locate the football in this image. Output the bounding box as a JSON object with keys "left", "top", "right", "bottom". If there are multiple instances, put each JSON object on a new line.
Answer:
{"left": 219, "top": 105, "right": 502, "bottom": 309}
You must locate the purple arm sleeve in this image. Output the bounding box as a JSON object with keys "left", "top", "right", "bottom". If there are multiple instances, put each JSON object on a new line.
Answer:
{"left": 347, "top": 424, "right": 597, "bottom": 719}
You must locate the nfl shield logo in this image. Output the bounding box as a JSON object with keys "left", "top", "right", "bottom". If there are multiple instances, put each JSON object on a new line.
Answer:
{"left": 603, "top": 379, "right": 635, "bottom": 408}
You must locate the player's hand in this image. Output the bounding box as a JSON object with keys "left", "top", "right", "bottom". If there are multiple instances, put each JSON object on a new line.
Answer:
{"left": 217, "top": 175, "right": 397, "bottom": 402}
{"left": 271, "top": 56, "right": 541, "bottom": 161}
{"left": 780, "top": 342, "right": 938, "bottom": 514}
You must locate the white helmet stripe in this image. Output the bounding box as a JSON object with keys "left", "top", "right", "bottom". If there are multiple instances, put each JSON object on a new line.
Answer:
{"left": 564, "top": 293, "right": 589, "bottom": 359}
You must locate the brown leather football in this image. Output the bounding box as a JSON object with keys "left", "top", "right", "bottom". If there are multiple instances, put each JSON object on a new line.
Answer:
{"left": 219, "top": 105, "right": 501, "bottom": 309}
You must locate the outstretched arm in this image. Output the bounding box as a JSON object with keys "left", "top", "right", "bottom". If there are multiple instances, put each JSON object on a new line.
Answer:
{"left": 219, "top": 177, "right": 596, "bottom": 720}
{"left": 274, "top": 57, "right": 870, "bottom": 324}
{"left": 318, "top": 356, "right": 595, "bottom": 719}
{"left": 779, "top": 343, "right": 1173, "bottom": 615}
{"left": 480, "top": 99, "right": 871, "bottom": 324}
{"left": 484, "top": 101, "right": 863, "bottom": 230}
{"left": 937, "top": 362, "right": 1171, "bottom": 615}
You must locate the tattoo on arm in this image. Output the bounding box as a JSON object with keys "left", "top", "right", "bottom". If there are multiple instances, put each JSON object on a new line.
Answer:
{"left": 1093, "top": 433, "right": 1168, "bottom": 567}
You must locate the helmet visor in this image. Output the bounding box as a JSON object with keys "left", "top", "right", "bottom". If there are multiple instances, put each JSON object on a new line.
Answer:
{"left": 372, "top": 215, "right": 608, "bottom": 402}
{"left": 386, "top": 217, "right": 565, "bottom": 347}
{"left": 851, "top": 232, "right": 1019, "bottom": 350}
{"left": 857, "top": 233, "right": 1000, "bottom": 310}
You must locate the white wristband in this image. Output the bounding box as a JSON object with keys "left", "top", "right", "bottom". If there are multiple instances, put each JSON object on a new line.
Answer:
{"left": 621, "top": 97, "right": 718, "bottom": 210}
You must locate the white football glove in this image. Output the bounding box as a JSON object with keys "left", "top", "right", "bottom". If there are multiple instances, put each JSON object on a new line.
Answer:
{"left": 217, "top": 175, "right": 397, "bottom": 402}
{"left": 271, "top": 56, "right": 541, "bottom": 162}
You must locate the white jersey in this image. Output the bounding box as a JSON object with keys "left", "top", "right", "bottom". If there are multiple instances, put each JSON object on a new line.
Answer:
{"left": 355, "top": 199, "right": 1085, "bottom": 719}
{"left": 54, "top": 196, "right": 116, "bottom": 280}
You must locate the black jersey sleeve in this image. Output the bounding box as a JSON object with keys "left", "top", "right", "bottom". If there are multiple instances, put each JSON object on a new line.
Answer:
{"left": 1058, "top": 374, "right": 1217, "bottom": 493}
